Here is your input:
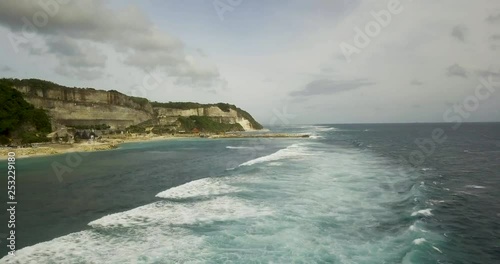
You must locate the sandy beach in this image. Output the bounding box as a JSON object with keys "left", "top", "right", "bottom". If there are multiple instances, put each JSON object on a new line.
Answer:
{"left": 0, "top": 133, "right": 309, "bottom": 160}
{"left": 0, "top": 134, "right": 189, "bottom": 160}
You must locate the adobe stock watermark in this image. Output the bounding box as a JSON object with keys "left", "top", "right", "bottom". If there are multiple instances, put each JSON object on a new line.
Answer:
{"left": 129, "top": 69, "right": 165, "bottom": 98}
{"left": 269, "top": 106, "right": 295, "bottom": 128}
{"left": 398, "top": 73, "right": 499, "bottom": 175}
{"left": 50, "top": 70, "right": 164, "bottom": 183}
{"left": 221, "top": 105, "right": 297, "bottom": 171}
{"left": 339, "top": 0, "right": 411, "bottom": 63}
{"left": 213, "top": 0, "right": 244, "bottom": 21}
{"left": 51, "top": 151, "right": 90, "bottom": 182}
{"left": 7, "top": 0, "right": 71, "bottom": 53}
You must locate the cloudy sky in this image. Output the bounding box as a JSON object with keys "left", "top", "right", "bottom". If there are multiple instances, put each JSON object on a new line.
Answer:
{"left": 0, "top": 0, "right": 499, "bottom": 124}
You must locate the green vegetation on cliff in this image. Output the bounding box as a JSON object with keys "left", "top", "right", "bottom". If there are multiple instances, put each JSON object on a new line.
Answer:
{"left": 0, "top": 83, "right": 51, "bottom": 144}
{"left": 178, "top": 116, "right": 244, "bottom": 133}
{"left": 129, "top": 96, "right": 150, "bottom": 108}
{"left": 0, "top": 78, "right": 96, "bottom": 91}
{"left": 151, "top": 101, "right": 206, "bottom": 110}
{"left": 151, "top": 101, "right": 263, "bottom": 129}
{"left": 0, "top": 78, "right": 62, "bottom": 90}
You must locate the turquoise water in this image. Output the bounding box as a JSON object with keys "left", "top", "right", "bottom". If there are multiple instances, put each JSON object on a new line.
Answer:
{"left": 1, "top": 124, "right": 500, "bottom": 263}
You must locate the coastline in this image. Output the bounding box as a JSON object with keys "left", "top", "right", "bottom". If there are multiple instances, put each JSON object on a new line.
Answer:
{"left": 0, "top": 135, "right": 190, "bottom": 160}
{"left": 208, "top": 133, "right": 310, "bottom": 139}
{"left": 0, "top": 133, "right": 309, "bottom": 160}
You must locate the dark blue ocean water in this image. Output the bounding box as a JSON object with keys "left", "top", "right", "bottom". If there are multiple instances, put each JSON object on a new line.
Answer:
{"left": 1, "top": 123, "right": 499, "bottom": 263}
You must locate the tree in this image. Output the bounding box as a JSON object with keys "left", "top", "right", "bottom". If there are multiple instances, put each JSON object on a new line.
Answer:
{"left": 0, "top": 83, "right": 51, "bottom": 144}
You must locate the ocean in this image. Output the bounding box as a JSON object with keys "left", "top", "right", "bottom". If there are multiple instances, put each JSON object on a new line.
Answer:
{"left": 1, "top": 123, "right": 499, "bottom": 263}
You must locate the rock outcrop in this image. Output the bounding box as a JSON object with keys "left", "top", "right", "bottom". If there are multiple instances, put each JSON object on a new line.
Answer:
{"left": 13, "top": 84, "right": 153, "bottom": 130}
{"left": 155, "top": 106, "right": 257, "bottom": 130}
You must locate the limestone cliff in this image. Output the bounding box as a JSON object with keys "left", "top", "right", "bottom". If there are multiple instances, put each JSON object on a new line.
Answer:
{"left": 0, "top": 78, "right": 262, "bottom": 131}
{"left": 154, "top": 104, "right": 262, "bottom": 131}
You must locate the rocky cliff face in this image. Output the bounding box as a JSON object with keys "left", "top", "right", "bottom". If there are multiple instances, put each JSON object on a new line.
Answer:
{"left": 12, "top": 84, "right": 154, "bottom": 130}
{"left": 3, "top": 79, "right": 262, "bottom": 131}
{"left": 155, "top": 106, "right": 256, "bottom": 130}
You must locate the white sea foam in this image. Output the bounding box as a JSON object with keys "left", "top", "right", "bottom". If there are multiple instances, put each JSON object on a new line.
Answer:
{"left": 465, "top": 185, "right": 486, "bottom": 189}
{"left": 301, "top": 125, "right": 337, "bottom": 131}
{"left": 1, "top": 226, "right": 205, "bottom": 263}
{"left": 156, "top": 178, "right": 240, "bottom": 199}
{"left": 427, "top": 200, "right": 445, "bottom": 206}
{"left": 5, "top": 183, "right": 272, "bottom": 262}
{"left": 238, "top": 144, "right": 310, "bottom": 167}
{"left": 316, "top": 127, "right": 336, "bottom": 132}
{"left": 89, "top": 196, "right": 272, "bottom": 229}
{"left": 409, "top": 223, "right": 428, "bottom": 233}
{"left": 226, "top": 146, "right": 253, "bottom": 150}
{"left": 309, "top": 135, "right": 324, "bottom": 139}
{"left": 432, "top": 246, "right": 443, "bottom": 253}
{"left": 411, "top": 209, "right": 433, "bottom": 217}
{"left": 413, "top": 238, "right": 427, "bottom": 245}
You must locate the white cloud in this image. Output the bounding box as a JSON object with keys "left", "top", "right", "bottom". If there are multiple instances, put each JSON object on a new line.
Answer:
{"left": 0, "top": 0, "right": 222, "bottom": 85}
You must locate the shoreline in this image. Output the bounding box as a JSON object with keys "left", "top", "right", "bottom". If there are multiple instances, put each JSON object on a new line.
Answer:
{"left": 0, "top": 135, "right": 190, "bottom": 160}
{"left": 0, "top": 133, "right": 309, "bottom": 160}
{"left": 208, "top": 133, "right": 310, "bottom": 139}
